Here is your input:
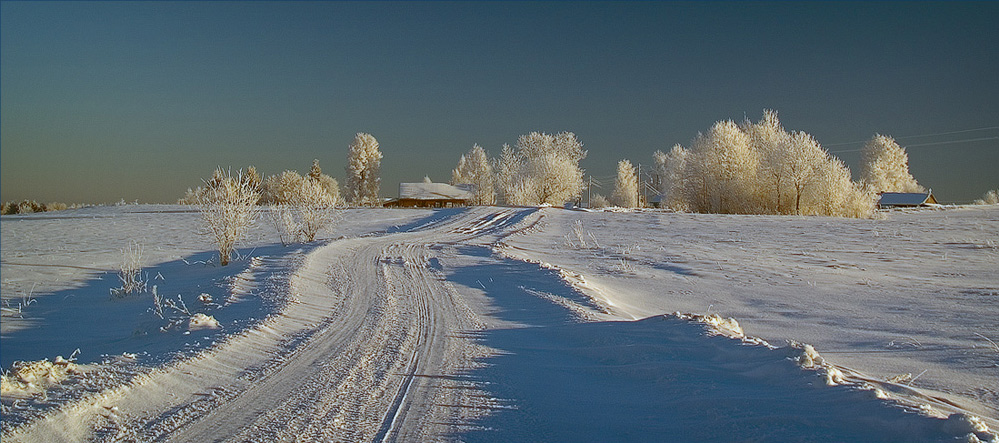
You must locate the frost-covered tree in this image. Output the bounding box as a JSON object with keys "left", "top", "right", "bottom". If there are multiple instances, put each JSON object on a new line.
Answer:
{"left": 196, "top": 168, "right": 260, "bottom": 266}
{"left": 261, "top": 161, "right": 341, "bottom": 206}
{"left": 611, "top": 159, "right": 639, "bottom": 208}
{"left": 180, "top": 165, "right": 259, "bottom": 205}
{"left": 657, "top": 110, "right": 875, "bottom": 218}
{"left": 308, "top": 159, "right": 323, "bottom": 181}
{"left": 451, "top": 144, "right": 496, "bottom": 205}
{"left": 652, "top": 144, "right": 690, "bottom": 211}
{"left": 345, "top": 133, "right": 382, "bottom": 206}
{"left": 745, "top": 110, "right": 791, "bottom": 213}
{"left": 781, "top": 131, "right": 829, "bottom": 215}
{"left": 652, "top": 150, "right": 669, "bottom": 197}
{"left": 860, "top": 134, "right": 924, "bottom": 194}
{"left": 495, "top": 144, "right": 520, "bottom": 205}
{"left": 808, "top": 157, "right": 875, "bottom": 218}
{"left": 973, "top": 189, "right": 999, "bottom": 205}
{"left": 687, "top": 120, "right": 759, "bottom": 213}
{"left": 261, "top": 170, "right": 306, "bottom": 205}
{"left": 499, "top": 132, "right": 586, "bottom": 206}
{"left": 308, "top": 160, "right": 343, "bottom": 206}
{"left": 524, "top": 152, "right": 580, "bottom": 205}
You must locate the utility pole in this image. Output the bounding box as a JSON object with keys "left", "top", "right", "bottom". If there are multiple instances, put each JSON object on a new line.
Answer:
{"left": 637, "top": 163, "right": 644, "bottom": 208}
{"left": 587, "top": 175, "right": 593, "bottom": 208}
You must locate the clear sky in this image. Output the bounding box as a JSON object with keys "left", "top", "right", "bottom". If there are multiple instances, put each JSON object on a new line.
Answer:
{"left": 2, "top": 1, "right": 997, "bottom": 204}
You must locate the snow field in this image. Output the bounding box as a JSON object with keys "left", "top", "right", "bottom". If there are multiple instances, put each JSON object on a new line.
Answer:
{"left": 2, "top": 205, "right": 997, "bottom": 441}
{"left": 495, "top": 206, "right": 999, "bottom": 428}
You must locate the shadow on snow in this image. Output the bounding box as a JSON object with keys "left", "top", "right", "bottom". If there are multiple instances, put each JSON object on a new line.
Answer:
{"left": 444, "top": 247, "right": 959, "bottom": 442}
{"left": 2, "top": 208, "right": 473, "bottom": 369}
{"left": 1, "top": 243, "right": 309, "bottom": 370}
{"left": 385, "top": 207, "right": 469, "bottom": 234}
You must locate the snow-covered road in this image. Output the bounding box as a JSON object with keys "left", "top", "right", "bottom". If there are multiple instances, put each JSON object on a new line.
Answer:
{"left": 4, "top": 208, "right": 536, "bottom": 441}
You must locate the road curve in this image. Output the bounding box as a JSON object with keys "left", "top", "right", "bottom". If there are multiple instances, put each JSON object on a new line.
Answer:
{"left": 6, "top": 207, "right": 537, "bottom": 442}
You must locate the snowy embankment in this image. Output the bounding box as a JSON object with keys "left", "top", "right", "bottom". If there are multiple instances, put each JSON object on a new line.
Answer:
{"left": 490, "top": 206, "right": 999, "bottom": 432}
{"left": 1, "top": 205, "right": 996, "bottom": 441}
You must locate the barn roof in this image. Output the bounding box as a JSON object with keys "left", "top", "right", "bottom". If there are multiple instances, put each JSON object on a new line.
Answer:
{"left": 399, "top": 183, "right": 474, "bottom": 200}
{"left": 878, "top": 192, "right": 938, "bottom": 207}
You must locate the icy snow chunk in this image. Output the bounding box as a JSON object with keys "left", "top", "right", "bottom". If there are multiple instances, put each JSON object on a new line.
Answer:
{"left": 1, "top": 356, "right": 81, "bottom": 397}
{"left": 673, "top": 312, "right": 744, "bottom": 337}
{"left": 860, "top": 382, "right": 890, "bottom": 399}
{"left": 795, "top": 343, "right": 824, "bottom": 368}
{"left": 188, "top": 313, "right": 221, "bottom": 331}
{"left": 824, "top": 366, "right": 845, "bottom": 386}
{"left": 787, "top": 341, "right": 848, "bottom": 386}
{"left": 943, "top": 413, "right": 995, "bottom": 442}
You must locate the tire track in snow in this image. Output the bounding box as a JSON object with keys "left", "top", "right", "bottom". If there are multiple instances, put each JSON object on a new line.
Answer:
{"left": 161, "top": 208, "right": 518, "bottom": 441}
{"left": 3, "top": 208, "right": 538, "bottom": 442}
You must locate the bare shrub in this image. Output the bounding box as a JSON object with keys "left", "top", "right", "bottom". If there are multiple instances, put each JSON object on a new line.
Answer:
{"left": 267, "top": 204, "right": 301, "bottom": 246}
{"left": 564, "top": 220, "right": 600, "bottom": 250}
{"left": 149, "top": 286, "right": 206, "bottom": 331}
{"left": 111, "top": 241, "right": 147, "bottom": 297}
{"left": 19, "top": 200, "right": 45, "bottom": 214}
{"left": 181, "top": 165, "right": 261, "bottom": 205}
{"left": 0, "top": 200, "right": 74, "bottom": 214}
{"left": 196, "top": 168, "right": 260, "bottom": 266}
{"left": 266, "top": 177, "right": 341, "bottom": 244}
{"left": 1, "top": 284, "right": 38, "bottom": 318}
{"left": 1, "top": 200, "right": 49, "bottom": 215}
{"left": 589, "top": 193, "right": 610, "bottom": 209}
{"left": 177, "top": 187, "right": 202, "bottom": 205}
{"left": 293, "top": 178, "right": 340, "bottom": 242}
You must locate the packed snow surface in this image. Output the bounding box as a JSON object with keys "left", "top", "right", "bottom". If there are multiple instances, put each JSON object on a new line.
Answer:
{"left": 1, "top": 204, "right": 996, "bottom": 441}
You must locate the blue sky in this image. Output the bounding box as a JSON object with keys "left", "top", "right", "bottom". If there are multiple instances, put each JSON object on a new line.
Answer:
{"left": 2, "top": 1, "right": 997, "bottom": 204}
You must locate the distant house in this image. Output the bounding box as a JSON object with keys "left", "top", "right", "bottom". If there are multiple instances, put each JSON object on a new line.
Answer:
{"left": 877, "top": 191, "right": 939, "bottom": 209}
{"left": 384, "top": 183, "right": 475, "bottom": 208}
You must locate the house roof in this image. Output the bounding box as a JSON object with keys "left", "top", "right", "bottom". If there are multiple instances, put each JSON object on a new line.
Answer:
{"left": 878, "top": 192, "right": 938, "bottom": 207}
{"left": 399, "top": 183, "right": 474, "bottom": 200}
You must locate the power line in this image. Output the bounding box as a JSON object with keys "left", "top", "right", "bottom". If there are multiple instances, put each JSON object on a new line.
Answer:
{"left": 824, "top": 125, "right": 999, "bottom": 147}
{"left": 828, "top": 136, "right": 999, "bottom": 154}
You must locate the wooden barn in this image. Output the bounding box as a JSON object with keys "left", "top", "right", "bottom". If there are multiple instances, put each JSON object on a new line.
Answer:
{"left": 877, "top": 191, "right": 939, "bottom": 209}
{"left": 384, "top": 183, "right": 475, "bottom": 208}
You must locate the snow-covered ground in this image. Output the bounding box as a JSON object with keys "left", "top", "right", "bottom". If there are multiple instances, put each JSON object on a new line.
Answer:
{"left": 497, "top": 207, "right": 999, "bottom": 423}
{"left": 1, "top": 204, "right": 996, "bottom": 441}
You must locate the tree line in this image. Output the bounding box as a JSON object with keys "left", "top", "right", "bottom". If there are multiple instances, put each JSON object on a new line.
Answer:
{"left": 180, "top": 110, "right": 951, "bottom": 221}
{"left": 449, "top": 110, "right": 927, "bottom": 218}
